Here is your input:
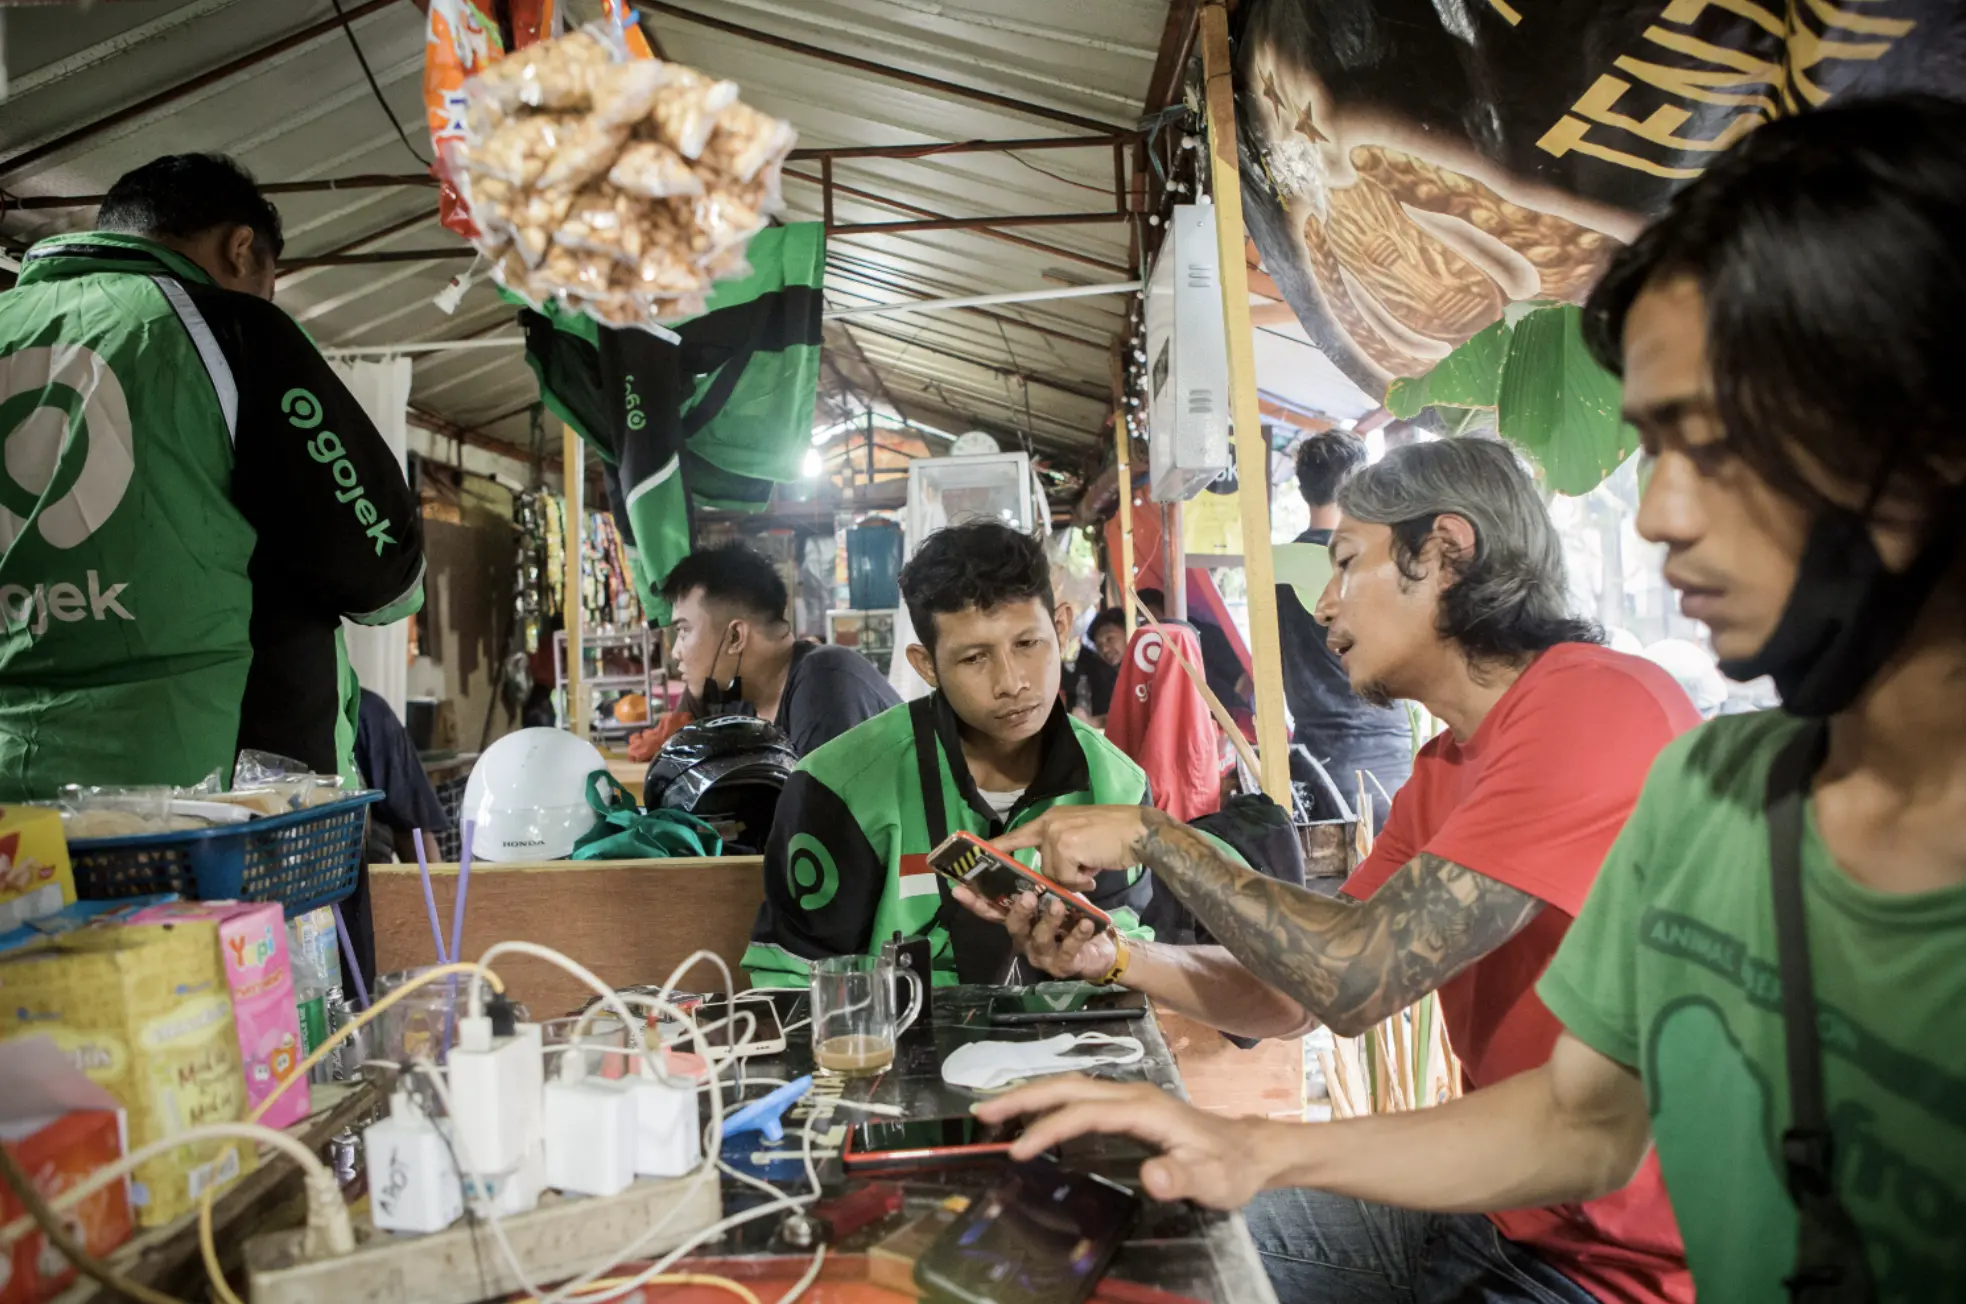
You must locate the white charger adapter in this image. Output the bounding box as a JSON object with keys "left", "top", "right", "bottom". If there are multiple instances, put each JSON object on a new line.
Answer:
{"left": 449, "top": 1016, "right": 546, "bottom": 1215}
{"left": 364, "top": 1091, "right": 463, "bottom": 1234}
{"left": 627, "top": 1054, "right": 703, "bottom": 1179}
{"left": 543, "top": 1059, "right": 637, "bottom": 1197}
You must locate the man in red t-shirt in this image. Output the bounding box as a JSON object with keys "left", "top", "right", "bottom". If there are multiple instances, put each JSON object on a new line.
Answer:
{"left": 957, "top": 438, "right": 1698, "bottom": 1304}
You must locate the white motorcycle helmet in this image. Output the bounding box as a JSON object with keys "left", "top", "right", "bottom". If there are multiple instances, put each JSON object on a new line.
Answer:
{"left": 462, "top": 728, "right": 609, "bottom": 862}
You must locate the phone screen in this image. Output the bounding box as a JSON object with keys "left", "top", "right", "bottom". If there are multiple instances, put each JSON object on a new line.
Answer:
{"left": 675, "top": 996, "right": 784, "bottom": 1054}
{"left": 916, "top": 1157, "right": 1139, "bottom": 1304}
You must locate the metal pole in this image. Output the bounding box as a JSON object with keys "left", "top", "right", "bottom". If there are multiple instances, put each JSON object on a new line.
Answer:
{"left": 321, "top": 338, "right": 523, "bottom": 357}
{"left": 784, "top": 169, "right": 1131, "bottom": 275}
{"left": 1110, "top": 351, "right": 1138, "bottom": 641}
{"left": 1199, "top": 2, "right": 1292, "bottom": 810}
{"left": 823, "top": 280, "right": 1141, "bottom": 320}
{"left": 828, "top": 211, "right": 1124, "bottom": 237}
{"left": 563, "top": 425, "right": 586, "bottom": 741}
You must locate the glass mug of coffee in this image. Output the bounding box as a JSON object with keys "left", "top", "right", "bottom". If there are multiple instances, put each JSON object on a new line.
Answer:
{"left": 810, "top": 953, "right": 924, "bottom": 1077}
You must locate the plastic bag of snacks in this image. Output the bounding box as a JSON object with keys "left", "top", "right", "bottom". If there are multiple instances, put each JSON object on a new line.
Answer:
{"left": 456, "top": 21, "right": 796, "bottom": 334}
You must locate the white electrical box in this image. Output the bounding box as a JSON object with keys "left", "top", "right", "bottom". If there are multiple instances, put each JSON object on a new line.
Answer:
{"left": 904, "top": 451, "right": 1034, "bottom": 555}
{"left": 1145, "top": 202, "right": 1231, "bottom": 502}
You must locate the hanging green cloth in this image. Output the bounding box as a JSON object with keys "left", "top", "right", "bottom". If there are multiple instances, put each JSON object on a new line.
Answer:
{"left": 513, "top": 222, "right": 826, "bottom": 622}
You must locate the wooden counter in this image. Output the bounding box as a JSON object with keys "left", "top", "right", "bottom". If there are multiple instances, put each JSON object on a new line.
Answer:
{"left": 372, "top": 855, "right": 764, "bottom": 1017}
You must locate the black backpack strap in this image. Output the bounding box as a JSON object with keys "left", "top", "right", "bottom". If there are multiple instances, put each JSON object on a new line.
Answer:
{"left": 909, "top": 695, "right": 949, "bottom": 846}
{"left": 909, "top": 694, "right": 1014, "bottom": 984}
{"left": 1766, "top": 721, "right": 1874, "bottom": 1303}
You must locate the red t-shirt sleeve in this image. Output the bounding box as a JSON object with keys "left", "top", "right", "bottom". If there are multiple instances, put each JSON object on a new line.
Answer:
{"left": 1423, "top": 657, "right": 1692, "bottom": 917}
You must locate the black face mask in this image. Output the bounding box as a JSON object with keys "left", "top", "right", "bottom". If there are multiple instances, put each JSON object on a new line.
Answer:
{"left": 681, "top": 622, "right": 752, "bottom": 719}
{"left": 1718, "top": 506, "right": 1959, "bottom": 719}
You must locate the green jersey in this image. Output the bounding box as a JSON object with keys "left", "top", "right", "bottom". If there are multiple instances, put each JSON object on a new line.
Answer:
{"left": 744, "top": 694, "right": 1162, "bottom": 988}
{"left": 0, "top": 234, "right": 424, "bottom": 796}
{"left": 1539, "top": 711, "right": 1966, "bottom": 1302}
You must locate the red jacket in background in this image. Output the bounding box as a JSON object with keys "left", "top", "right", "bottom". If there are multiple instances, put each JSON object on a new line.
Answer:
{"left": 1105, "top": 624, "right": 1221, "bottom": 823}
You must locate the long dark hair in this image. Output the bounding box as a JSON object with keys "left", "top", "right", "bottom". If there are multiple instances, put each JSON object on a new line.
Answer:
{"left": 1582, "top": 93, "right": 1966, "bottom": 527}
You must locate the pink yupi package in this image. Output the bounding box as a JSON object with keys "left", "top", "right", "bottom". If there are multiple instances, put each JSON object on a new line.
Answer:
{"left": 128, "top": 901, "right": 310, "bottom": 1129}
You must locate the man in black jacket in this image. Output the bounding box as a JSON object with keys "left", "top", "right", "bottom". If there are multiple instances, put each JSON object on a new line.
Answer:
{"left": 1277, "top": 433, "right": 1412, "bottom": 831}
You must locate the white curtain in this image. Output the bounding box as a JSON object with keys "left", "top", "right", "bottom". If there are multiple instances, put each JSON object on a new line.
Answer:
{"left": 332, "top": 358, "right": 415, "bottom": 722}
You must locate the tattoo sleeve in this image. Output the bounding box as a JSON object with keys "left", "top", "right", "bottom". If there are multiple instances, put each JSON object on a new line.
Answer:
{"left": 1134, "top": 817, "right": 1544, "bottom": 1037}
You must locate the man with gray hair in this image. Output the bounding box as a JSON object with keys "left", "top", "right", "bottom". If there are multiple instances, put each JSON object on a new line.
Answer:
{"left": 955, "top": 437, "right": 1700, "bottom": 1303}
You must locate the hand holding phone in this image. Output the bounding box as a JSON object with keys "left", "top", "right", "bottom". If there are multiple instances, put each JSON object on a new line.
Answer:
{"left": 931, "top": 833, "right": 1114, "bottom": 935}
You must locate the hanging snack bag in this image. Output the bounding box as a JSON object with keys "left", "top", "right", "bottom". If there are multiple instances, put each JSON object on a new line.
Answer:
{"left": 458, "top": 18, "right": 795, "bottom": 334}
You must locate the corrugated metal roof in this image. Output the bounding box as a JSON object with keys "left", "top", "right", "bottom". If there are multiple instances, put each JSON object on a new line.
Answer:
{"left": 1, "top": 0, "right": 1178, "bottom": 477}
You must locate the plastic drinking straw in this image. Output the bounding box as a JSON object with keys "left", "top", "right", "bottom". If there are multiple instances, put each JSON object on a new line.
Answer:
{"left": 329, "top": 902, "right": 372, "bottom": 1009}
{"left": 441, "top": 822, "right": 476, "bottom": 1055}
{"left": 414, "top": 829, "right": 449, "bottom": 964}
{"left": 448, "top": 820, "right": 475, "bottom": 967}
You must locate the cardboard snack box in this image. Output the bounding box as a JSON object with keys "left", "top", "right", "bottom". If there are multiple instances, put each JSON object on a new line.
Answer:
{"left": 130, "top": 901, "right": 310, "bottom": 1129}
{"left": 0, "top": 807, "right": 74, "bottom": 935}
{"left": 0, "top": 924, "right": 255, "bottom": 1227}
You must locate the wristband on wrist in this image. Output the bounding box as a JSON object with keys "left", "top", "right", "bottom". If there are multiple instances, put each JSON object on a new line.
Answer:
{"left": 1096, "top": 935, "right": 1131, "bottom": 987}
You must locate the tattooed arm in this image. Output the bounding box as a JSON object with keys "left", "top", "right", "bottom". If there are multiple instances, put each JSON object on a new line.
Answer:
{"left": 1137, "top": 815, "right": 1542, "bottom": 1036}
{"left": 993, "top": 805, "right": 1543, "bottom": 1039}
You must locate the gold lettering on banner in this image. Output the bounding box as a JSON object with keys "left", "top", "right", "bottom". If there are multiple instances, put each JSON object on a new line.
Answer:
{"left": 1536, "top": 0, "right": 1917, "bottom": 177}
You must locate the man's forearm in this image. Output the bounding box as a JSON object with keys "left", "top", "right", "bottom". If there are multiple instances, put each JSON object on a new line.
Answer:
{"left": 1120, "top": 943, "right": 1315, "bottom": 1040}
{"left": 1132, "top": 814, "right": 1541, "bottom": 1037}
{"left": 1133, "top": 814, "right": 1375, "bottom": 1032}
{"left": 1251, "top": 1059, "right": 1652, "bottom": 1213}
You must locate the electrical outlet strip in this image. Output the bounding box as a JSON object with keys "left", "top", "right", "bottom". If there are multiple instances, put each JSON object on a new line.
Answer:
{"left": 241, "top": 1173, "right": 722, "bottom": 1304}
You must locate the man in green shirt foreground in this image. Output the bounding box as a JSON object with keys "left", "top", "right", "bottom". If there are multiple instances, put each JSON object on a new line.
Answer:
{"left": 742, "top": 521, "right": 1157, "bottom": 987}
{"left": 972, "top": 93, "right": 1966, "bottom": 1302}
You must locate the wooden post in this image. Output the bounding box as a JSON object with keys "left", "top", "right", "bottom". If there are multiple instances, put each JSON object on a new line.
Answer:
{"left": 1166, "top": 501, "right": 1187, "bottom": 620}
{"left": 562, "top": 423, "right": 585, "bottom": 740}
{"left": 1200, "top": 1, "right": 1293, "bottom": 811}
{"left": 1108, "top": 347, "right": 1139, "bottom": 640}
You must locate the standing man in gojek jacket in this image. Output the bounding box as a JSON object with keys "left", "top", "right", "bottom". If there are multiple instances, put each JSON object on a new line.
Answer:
{"left": 745, "top": 521, "right": 1206, "bottom": 988}
{"left": 0, "top": 155, "right": 424, "bottom": 798}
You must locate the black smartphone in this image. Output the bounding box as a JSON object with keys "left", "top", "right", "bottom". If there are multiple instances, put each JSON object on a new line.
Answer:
{"left": 842, "top": 1115, "right": 1027, "bottom": 1172}
{"left": 988, "top": 987, "right": 1147, "bottom": 1027}
{"left": 913, "top": 1156, "right": 1140, "bottom": 1304}
{"left": 928, "top": 832, "right": 1114, "bottom": 933}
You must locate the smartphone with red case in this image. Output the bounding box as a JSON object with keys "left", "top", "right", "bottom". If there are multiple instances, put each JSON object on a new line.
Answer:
{"left": 841, "top": 1116, "right": 1028, "bottom": 1173}
{"left": 928, "top": 832, "right": 1114, "bottom": 933}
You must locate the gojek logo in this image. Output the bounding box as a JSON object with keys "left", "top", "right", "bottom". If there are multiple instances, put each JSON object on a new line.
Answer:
{"left": 282, "top": 388, "right": 398, "bottom": 554}
{"left": 0, "top": 346, "right": 136, "bottom": 637}
{"left": 785, "top": 832, "right": 840, "bottom": 911}
{"left": 0, "top": 346, "right": 134, "bottom": 551}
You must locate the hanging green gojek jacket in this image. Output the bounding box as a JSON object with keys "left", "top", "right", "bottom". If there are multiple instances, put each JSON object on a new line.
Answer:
{"left": 0, "top": 233, "right": 424, "bottom": 797}
{"left": 515, "top": 222, "right": 825, "bottom": 623}
{"left": 744, "top": 695, "right": 1240, "bottom": 989}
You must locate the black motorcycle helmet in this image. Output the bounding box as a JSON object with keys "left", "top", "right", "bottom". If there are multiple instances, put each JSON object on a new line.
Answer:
{"left": 643, "top": 715, "right": 798, "bottom": 852}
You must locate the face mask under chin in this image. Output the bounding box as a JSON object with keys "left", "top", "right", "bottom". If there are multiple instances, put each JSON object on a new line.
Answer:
{"left": 680, "top": 624, "right": 751, "bottom": 719}
{"left": 1718, "top": 506, "right": 1958, "bottom": 719}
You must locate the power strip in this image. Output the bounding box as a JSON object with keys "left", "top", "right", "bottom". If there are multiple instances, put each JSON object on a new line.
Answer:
{"left": 241, "top": 1173, "right": 722, "bottom": 1304}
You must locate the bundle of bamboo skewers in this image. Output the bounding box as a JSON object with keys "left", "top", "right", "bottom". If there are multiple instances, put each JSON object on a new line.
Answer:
{"left": 1316, "top": 773, "right": 1465, "bottom": 1119}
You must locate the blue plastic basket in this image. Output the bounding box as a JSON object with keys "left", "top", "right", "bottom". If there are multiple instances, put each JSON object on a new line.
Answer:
{"left": 67, "top": 792, "right": 383, "bottom": 919}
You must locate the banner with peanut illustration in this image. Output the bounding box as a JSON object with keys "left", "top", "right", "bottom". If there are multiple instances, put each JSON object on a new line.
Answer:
{"left": 1234, "top": 0, "right": 1963, "bottom": 399}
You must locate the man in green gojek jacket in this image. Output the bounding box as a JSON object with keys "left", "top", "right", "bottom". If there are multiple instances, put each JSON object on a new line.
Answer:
{"left": 0, "top": 154, "right": 424, "bottom": 799}
{"left": 744, "top": 521, "right": 1177, "bottom": 989}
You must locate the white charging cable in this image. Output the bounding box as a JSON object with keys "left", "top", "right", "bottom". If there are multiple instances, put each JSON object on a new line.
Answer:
{"left": 0, "top": 1121, "right": 351, "bottom": 1258}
